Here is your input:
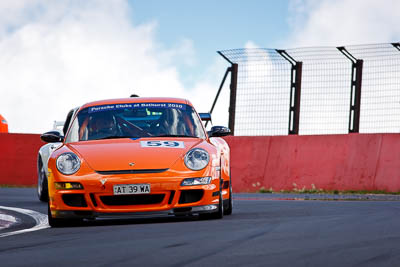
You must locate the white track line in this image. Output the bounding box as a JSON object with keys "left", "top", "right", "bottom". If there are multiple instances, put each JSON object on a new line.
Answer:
{"left": 0, "top": 206, "right": 49, "bottom": 238}
{"left": 0, "top": 213, "right": 17, "bottom": 229}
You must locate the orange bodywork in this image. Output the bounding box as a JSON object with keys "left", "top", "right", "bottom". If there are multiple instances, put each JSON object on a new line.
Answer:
{"left": 47, "top": 98, "right": 231, "bottom": 219}
{"left": 0, "top": 114, "right": 8, "bottom": 133}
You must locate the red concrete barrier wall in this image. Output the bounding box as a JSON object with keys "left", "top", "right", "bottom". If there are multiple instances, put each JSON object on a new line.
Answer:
{"left": 0, "top": 133, "right": 43, "bottom": 186}
{"left": 223, "top": 134, "right": 400, "bottom": 193}
{"left": 1, "top": 133, "right": 400, "bottom": 193}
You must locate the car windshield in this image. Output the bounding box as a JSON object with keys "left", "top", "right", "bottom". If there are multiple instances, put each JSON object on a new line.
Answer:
{"left": 65, "top": 102, "right": 206, "bottom": 142}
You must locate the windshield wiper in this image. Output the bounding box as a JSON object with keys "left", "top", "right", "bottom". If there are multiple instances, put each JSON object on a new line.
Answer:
{"left": 95, "top": 135, "right": 136, "bottom": 140}
{"left": 152, "top": 134, "right": 197, "bottom": 138}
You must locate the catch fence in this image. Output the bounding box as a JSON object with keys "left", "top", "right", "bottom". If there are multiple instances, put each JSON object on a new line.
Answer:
{"left": 213, "top": 42, "right": 400, "bottom": 136}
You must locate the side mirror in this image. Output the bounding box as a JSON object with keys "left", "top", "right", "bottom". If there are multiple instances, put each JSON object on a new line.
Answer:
{"left": 41, "top": 131, "right": 64, "bottom": 143}
{"left": 208, "top": 126, "right": 231, "bottom": 137}
{"left": 199, "top": 113, "right": 211, "bottom": 122}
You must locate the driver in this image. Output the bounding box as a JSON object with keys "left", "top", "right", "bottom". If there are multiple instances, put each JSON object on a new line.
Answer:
{"left": 88, "top": 112, "right": 118, "bottom": 140}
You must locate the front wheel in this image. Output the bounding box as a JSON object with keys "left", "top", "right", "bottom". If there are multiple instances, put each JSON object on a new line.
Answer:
{"left": 200, "top": 184, "right": 224, "bottom": 220}
{"left": 223, "top": 181, "right": 233, "bottom": 215}
{"left": 47, "top": 202, "right": 82, "bottom": 227}
{"left": 211, "top": 190, "right": 224, "bottom": 219}
{"left": 47, "top": 202, "right": 64, "bottom": 227}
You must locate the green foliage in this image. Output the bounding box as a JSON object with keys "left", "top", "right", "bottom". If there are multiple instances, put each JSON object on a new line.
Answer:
{"left": 256, "top": 183, "right": 400, "bottom": 195}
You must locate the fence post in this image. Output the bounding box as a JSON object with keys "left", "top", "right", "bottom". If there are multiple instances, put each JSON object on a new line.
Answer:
{"left": 228, "top": 63, "right": 238, "bottom": 135}
{"left": 337, "top": 47, "right": 363, "bottom": 133}
{"left": 276, "top": 50, "right": 302, "bottom": 135}
{"left": 217, "top": 51, "right": 238, "bottom": 135}
{"left": 206, "top": 66, "right": 232, "bottom": 128}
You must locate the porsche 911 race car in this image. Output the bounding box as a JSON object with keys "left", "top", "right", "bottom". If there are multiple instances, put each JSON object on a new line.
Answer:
{"left": 41, "top": 97, "right": 232, "bottom": 227}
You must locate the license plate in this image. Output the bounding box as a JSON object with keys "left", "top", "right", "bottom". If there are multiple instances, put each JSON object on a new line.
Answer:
{"left": 113, "top": 184, "right": 151, "bottom": 195}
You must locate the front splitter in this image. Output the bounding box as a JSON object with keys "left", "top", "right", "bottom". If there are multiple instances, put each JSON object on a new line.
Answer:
{"left": 53, "top": 204, "right": 219, "bottom": 219}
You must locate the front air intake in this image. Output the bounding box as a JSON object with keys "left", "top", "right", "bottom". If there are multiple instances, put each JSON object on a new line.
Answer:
{"left": 178, "top": 190, "right": 204, "bottom": 204}
{"left": 100, "top": 194, "right": 165, "bottom": 206}
{"left": 96, "top": 169, "right": 168, "bottom": 175}
{"left": 62, "top": 194, "right": 87, "bottom": 207}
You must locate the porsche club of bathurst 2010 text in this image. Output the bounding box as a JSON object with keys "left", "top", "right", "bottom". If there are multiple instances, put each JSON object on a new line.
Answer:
{"left": 38, "top": 97, "right": 233, "bottom": 227}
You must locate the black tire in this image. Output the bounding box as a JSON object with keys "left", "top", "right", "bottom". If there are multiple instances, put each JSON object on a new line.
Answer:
{"left": 47, "top": 202, "right": 82, "bottom": 227}
{"left": 211, "top": 189, "right": 224, "bottom": 219}
{"left": 37, "top": 157, "right": 49, "bottom": 202}
{"left": 223, "top": 181, "right": 233, "bottom": 215}
{"left": 200, "top": 180, "right": 224, "bottom": 220}
{"left": 199, "top": 161, "right": 225, "bottom": 220}
{"left": 47, "top": 202, "right": 64, "bottom": 227}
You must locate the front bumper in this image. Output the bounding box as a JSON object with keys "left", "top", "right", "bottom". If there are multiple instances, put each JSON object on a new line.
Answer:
{"left": 52, "top": 204, "right": 219, "bottom": 219}
{"left": 48, "top": 174, "right": 227, "bottom": 219}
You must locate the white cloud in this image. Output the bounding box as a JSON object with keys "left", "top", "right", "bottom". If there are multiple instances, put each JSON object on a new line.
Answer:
{"left": 288, "top": 0, "right": 400, "bottom": 46}
{"left": 244, "top": 41, "right": 260, "bottom": 49}
{"left": 189, "top": 55, "right": 231, "bottom": 128}
{"left": 284, "top": 0, "right": 400, "bottom": 134}
{"left": 232, "top": 0, "right": 400, "bottom": 136}
{"left": 0, "top": 0, "right": 224, "bottom": 133}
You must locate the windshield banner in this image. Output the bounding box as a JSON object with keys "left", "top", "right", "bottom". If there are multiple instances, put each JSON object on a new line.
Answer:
{"left": 88, "top": 103, "right": 186, "bottom": 113}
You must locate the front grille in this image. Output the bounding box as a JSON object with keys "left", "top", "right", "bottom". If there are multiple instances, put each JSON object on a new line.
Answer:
{"left": 96, "top": 169, "right": 168, "bottom": 175}
{"left": 100, "top": 194, "right": 165, "bottom": 206}
{"left": 179, "top": 190, "right": 204, "bottom": 204}
{"left": 62, "top": 194, "right": 87, "bottom": 207}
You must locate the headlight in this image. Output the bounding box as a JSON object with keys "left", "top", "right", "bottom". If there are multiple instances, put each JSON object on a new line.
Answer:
{"left": 181, "top": 177, "right": 211, "bottom": 186}
{"left": 184, "top": 148, "right": 209, "bottom": 170}
{"left": 56, "top": 152, "right": 81, "bottom": 175}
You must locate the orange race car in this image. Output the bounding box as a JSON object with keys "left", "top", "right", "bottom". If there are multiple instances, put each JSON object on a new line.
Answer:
{"left": 41, "top": 97, "right": 232, "bottom": 227}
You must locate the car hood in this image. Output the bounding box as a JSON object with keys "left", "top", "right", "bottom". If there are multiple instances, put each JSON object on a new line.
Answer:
{"left": 68, "top": 138, "right": 203, "bottom": 171}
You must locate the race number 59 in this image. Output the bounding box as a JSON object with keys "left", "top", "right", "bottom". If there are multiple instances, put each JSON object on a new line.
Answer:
{"left": 140, "top": 140, "right": 184, "bottom": 148}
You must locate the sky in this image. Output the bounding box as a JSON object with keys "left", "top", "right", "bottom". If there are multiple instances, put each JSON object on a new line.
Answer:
{"left": 0, "top": 0, "right": 400, "bottom": 133}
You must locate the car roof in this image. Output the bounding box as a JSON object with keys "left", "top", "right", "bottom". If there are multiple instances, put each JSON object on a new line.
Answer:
{"left": 80, "top": 97, "right": 192, "bottom": 110}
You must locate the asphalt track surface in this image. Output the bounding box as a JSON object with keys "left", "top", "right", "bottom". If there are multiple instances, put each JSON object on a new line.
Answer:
{"left": 1, "top": 188, "right": 400, "bottom": 267}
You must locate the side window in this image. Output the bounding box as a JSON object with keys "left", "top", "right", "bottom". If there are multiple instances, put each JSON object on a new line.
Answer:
{"left": 189, "top": 108, "right": 206, "bottom": 139}
{"left": 65, "top": 118, "right": 80, "bottom": 143}
{"left": 63, "top": 109, "right": 75, "bottom": 135}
